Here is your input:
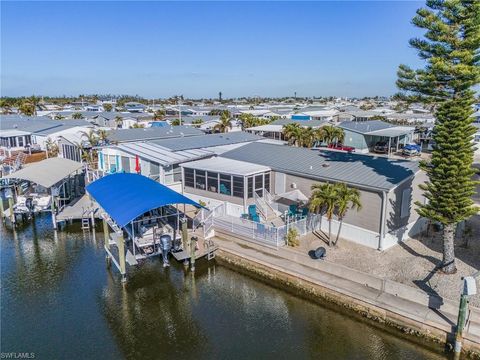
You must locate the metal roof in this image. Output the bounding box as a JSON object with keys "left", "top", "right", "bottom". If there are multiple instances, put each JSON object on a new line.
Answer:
{"left": 220, "top": 142, "right": 419, "bottom": 191}
{"left": 151, "top": 132, "right": 264, "bottom": 151}
{"left": 246, "top": 124, "right": 283, "bottom": 132}
{"left": 114, "top": 142, "right": 213, "bottom": 166}
{"left": 3, "top": 157, "right": 83, "bottom": 188}
{"left": 87, "top": 173, "right": 199, "bottom": 228}
{"left": 339, "top": 120, "right": 414, "bottom": 137}
{"left": 180, "top": 156, "right": 270, "bottom": 176}
{"left": 271, "top": 118, "right": 328, "bottom": 127}
{"left": 106, "top": 126, "right": 203, "bottom": 143}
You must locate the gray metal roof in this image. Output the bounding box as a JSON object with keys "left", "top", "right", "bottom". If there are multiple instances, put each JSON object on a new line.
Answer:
{"left": 150, "top": 131, "right": 264, "bottom": 151}
{"left": 271, "top": 118, "right": 328, "bottom": 127}
{"left": 106, "top": 126, "right": 203, "bottom": 143}
{"left": 339, "top": 120, "right": 414, "bottom": 137}
{"left": 114, "top": 142, "right": 213, "bottom": 167}
{"left": 220, "top": 142, "right": 419, "bottom": 191}
{"left": 3, "top": 157, "right": 83, "bottom": 188}
{"left": 0, "top": 115, "right": 91, "bottom": 135}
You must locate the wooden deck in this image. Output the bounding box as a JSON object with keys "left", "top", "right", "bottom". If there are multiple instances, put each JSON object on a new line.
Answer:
{"left": 57, "top": 194, "right": 100, "bottom": 221}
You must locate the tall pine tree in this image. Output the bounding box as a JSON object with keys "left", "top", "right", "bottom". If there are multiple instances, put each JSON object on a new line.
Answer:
{"left": 397, "top": 0, "right": 479, "bottom": 274}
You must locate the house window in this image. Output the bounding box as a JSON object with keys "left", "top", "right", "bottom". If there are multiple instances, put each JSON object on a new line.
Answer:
{"left": 247, "top": 177, "right": 253, "bottom": 198}
{"left": 400, "top": 188, "right": 412, "bottom": 218}
{"left": 264, "top": 173, "right": 270, "bottom": 193}
{"left": 184, "top": 168, "right": 194, "bottom": 187}
{"left": 219, "top": 174, "right": 232, "bottom": 196}
{"left": 207, "top": 172, "right": 218, "bottom": 193}
{"left": 232, "top": 176, "right": 244, "bottom": 198}
{"left": 164, "top": 164, "right": 180, "bottom": 184}
{"left": 195, "top": 170, "right": 206, "bottom": 190}
{"left": 255, "top": 174, "right": 263, "bottom": 197}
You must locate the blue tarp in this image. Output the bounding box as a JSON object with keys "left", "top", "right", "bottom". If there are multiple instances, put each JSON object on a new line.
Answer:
{"left": 86, "top": 173, "right": 200, "bottom": 228}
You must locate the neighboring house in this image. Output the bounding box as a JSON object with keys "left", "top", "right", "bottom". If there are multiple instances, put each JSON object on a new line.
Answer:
{"left": 0, "top": 115, "right": 92, "bottom": 151}
{"left": 338, "top": 120, "right": 416, "bottom": 154}
{"left": 31, "top": 120, "right": 94, "bottom": 150}
{"left": 181, "top": 142, "right": 427, "bottom": 250}
{"left": 245, "top": 118, "right": 328, "bottom": 141}
{"left": 124, "top": 102, "right": 147, "bottom": 113}
{"left": 97, "top": 132, "right": 268, "bottom": 192}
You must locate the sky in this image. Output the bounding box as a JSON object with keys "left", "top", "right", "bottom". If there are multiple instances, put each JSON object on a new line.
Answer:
{"left": 1, "top": 1, "right": 425, "bottom": 99}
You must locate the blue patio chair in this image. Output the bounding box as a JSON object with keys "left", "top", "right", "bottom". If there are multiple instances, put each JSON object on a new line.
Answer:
{"left": 248, "top": 205, "right": 257, "bottom": 218}
{"left": 288, "top": 204, "right": 298, "bottom": 218}
{"left": 219, "top": 183, "right": 230, "bottom": 195}
{"left": 251, "top": 214, "right": 260, "bottom": 223}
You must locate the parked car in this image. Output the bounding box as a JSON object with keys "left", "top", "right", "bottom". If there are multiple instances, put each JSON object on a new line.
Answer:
{"left": 327, "top": 143, "right": 355, "bottom": 152}
{"left": 373, "top": 141, "right": 389, "bottom": 153}
{"left": 402, "top": 144, "right": 422, "bottom": 157}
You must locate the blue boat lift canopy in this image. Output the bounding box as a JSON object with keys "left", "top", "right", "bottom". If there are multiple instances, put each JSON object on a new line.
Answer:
{"left": 86, "top": 173, "right": 200, "bottom": 228}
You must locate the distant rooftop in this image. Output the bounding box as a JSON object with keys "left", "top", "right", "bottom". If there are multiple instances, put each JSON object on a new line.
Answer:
{"left": 106, "top": 126, "right": 203, "bottom": 143}
{"left": 220, "top": 142, "right": 419, "bottom": 191}
{"left": 151, "top": 131, "right": 264, "bottom": 151}
{"left": 339, "top": 120, "right": 415, "bottom": 137}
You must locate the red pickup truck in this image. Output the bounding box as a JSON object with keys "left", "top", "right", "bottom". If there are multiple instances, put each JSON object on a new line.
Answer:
{"left": 327, "top": 143, "right": 355, "bottom": 152}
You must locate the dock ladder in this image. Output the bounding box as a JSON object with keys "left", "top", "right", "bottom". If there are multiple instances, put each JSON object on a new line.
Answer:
{"left": 205, "top": 238, "right": 216, "bottom": 260}
{"left": 81, "top": 217, "right": 90, "bottom": 230}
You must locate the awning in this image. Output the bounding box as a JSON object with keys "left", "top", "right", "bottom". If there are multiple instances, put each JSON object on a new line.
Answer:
{"left": 86, "top": 173, "right": 200, "bottom": 228}
{"left": 3, "top": 157, "right": 83, "bottom": 188}
{"left": 275, "top": 189, "right": 308, "bottom": 203}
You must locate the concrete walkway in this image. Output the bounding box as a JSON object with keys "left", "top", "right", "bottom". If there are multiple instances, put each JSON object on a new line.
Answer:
{"left": 213, "top": 235, "right": 480, "bottom": 352}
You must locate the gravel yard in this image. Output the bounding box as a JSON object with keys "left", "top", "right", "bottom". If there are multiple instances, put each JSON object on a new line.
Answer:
{"left": 298, "top": 215, "right": 480, "bottom": 308}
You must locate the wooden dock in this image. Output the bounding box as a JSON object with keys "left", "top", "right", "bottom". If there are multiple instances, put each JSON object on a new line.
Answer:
{"left": 171, "top": 237, "right": 218, "bottom": 261}
{"left": 57, "top": 194, "right": 100, "bottom": 221}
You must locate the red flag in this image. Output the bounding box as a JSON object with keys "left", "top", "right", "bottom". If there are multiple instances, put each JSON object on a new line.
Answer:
{"left": 135, "top": 155, "right": 141, "bottom": 173}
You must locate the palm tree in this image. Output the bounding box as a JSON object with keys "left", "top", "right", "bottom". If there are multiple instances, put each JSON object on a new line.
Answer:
{"left": 283, "top": 123, "right": 302, "bottom": 146}
{"left": 323, "top": 125, "right": 344, "bottom": 145}
{"left": 213, "top": 111, "right": 232, "bottom": 133}
{"left": 81, "top": 129, "right": 100, "bottom": 147}
{"left": 153, "top": 109, "right": 166, "bottom": 120}
{"left": 97, "top": 129, "right": 109, "bottom": 144}
{"left": 54, "top": 114, "right": 65, "bottom": 120}
{"left": 171, "top": 119, "right": 181, "bottom": 126}
{"left": 300, "top": 127, "right": 316, "bottom": 148}
{"left": 334, "top": 183, "right": 362, "bottom": 245}
{"left": 308, "top": 183, "right": 338, "bottom": 246}
{"left": 314, "top": 127, "right": 326, "bottom": 147}
{"left": 114, "top": 116, "right": 124, "bottom": 128}
{"left": 45, "top": 138, "right": 59, "bottom": 157}
{"left": 72, "top": 112, "right": 84, "bottom": 119}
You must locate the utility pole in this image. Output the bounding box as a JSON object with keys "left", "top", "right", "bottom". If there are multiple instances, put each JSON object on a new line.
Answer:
{"left": 178, "top": 96, "right": 182, "bottom": 126}
{"left": 454, "top": 273, "right": 478, "bottom": 358}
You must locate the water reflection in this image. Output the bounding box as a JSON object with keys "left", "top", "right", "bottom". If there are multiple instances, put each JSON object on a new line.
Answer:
{"left": 1, "top": 217, "right": 448, "bottom": 360}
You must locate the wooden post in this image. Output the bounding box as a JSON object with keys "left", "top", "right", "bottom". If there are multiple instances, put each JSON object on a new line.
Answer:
{"left": 0, "top": 198, "right": 5, "bottom": 221}
{"left": 103, "top": 219, "right": 110, "bottom": 249}
{"left": 117, "top": 232, "right": 127, "bottom": 282}
{"left": 181, "top": 219, "right": 188, "bottom": 250}
{"left": 51, "top": 195, "right": 57, "bottom": 230}
{"left": 190, "top": 236, "right": 196, "bottom": 272}
{"left": 8, "top": 197, "right": 15, "bottom": 225}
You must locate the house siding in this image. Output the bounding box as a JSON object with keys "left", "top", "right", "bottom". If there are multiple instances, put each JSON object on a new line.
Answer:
{"left": 386, "top": 170, "right": 427, "bottom": 232}
{"left": 280, "top": 173, "right": 383, "bottom": 233}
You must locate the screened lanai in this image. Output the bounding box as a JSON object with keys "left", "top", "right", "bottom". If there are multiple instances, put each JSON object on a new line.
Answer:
{"left": 180, "top": 157, "right": 272, "bottom": 210}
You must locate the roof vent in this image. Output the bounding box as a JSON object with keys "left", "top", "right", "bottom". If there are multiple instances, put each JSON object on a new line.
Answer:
{"left": 322, "top": 163, "right": 330, "bottom": 168}
{"left": 309, "top": 165, "right": 313, "bottom": 170}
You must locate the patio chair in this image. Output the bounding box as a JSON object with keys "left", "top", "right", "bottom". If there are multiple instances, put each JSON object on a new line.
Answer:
{"left": 251, "top": 214, "right": 260, "bottom": 222}
{"left": 288, "top": 204, "right": 298, "bottom": 218}
{"left": 248, "top": 205, "right": 257, "bottom": 219}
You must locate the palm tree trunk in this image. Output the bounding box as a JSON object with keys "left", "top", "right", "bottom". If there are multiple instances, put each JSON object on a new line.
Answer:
{"left": 335, "top": 218, "right": 343, "bottom": 245}
{"left": 441, "top": 223, "right": 457, "bottom": 274}
{"left": 328, "top": 219, "right": 332, "bottom": 246}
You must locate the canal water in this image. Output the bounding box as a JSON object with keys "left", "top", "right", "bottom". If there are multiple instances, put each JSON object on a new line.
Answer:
{"left": 1, "top": 215, "right": 449, "bottom": 359}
